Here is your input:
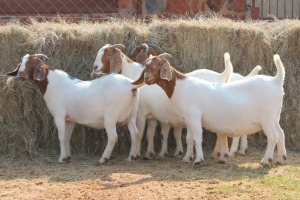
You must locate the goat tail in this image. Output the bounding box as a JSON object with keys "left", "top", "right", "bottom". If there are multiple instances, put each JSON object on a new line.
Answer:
{"left": 129, "top": 88, "right": 139, "bottom": 133}
{"left": 245, "top": 65, "right": 262, "bottom": 78}
{"left": 273, "top": 54, "right": 285, "bottom": 85}
{"left": 222, "top": 52, "right": 234, "bottom": 83}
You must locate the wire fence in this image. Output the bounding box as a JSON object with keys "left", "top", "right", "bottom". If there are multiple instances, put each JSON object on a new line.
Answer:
{"left": 0, "top": 0, "right": 298, "bottom": 23}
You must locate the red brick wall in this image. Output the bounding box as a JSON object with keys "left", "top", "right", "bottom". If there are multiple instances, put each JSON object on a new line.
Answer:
{"left": 132, "top": 0, "right": 247, "bottom": 20}
{"left": 0, "top": 0, "right": 247, "bottom": 21}
{"left": 166, "top": 0, "right": 205, "bottom": 15}
{"left": 205, "top": 0, "right": 246, "bottom": 20}
{"left": 0, "top": 0, "right": 118, "bottom": 14}
{"left": 163, "top": 0, "right": 246, "bottom": 20}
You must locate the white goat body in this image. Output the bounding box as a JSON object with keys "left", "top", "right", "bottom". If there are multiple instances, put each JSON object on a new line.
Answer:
{"left": 184, "top": 64, "right": 262, "bottom": 158}
{"left": 92, "top": 44, "right": 259, "bottom": 159}
{"left": 93, "top": 44, "right": 186, "bottom": 157}
{"left": 132, "top": 53, "right": 286, "bottom": 166}
{"left": 93, "top": 44, "right": 232, "bottom": 158}
{"left": 7, "top": 54, "right": 140, "bottom": 164}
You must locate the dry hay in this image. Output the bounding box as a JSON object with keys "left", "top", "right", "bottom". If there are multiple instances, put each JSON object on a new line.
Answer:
{"left": 0, "top": 17, "right": 299, "bottom": 159}
{"left": 267, "top": 19, "right": 300, "bottom": 151}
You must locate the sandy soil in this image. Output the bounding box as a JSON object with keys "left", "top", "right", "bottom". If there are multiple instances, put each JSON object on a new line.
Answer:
{"left": 0, "top": 150, "right": 299, "bottom": 200}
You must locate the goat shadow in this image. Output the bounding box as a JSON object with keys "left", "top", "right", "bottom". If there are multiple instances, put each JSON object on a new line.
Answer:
{"left": 0, "top": 149, "right": 297, "bottom": 190}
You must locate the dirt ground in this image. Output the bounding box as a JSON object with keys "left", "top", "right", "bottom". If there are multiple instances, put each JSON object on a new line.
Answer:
{"left": 0, "top": 150, "right": 299, "bottom": 200}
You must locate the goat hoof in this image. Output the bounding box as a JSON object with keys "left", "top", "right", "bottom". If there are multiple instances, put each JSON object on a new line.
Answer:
{"left": 261, "top": 163, "right": 271, "bottom": 167}
{"left": 130, "top": 155, "right": 137, "bottom": 161}
{"left": 66, "top": 156, "right": 71, "bottom": 161}
{"left": 217, "top": 160, "right": 226, "bottom": 164}
{"left": 193, "top": 161, "right": 203, "bottom": 168}
{"left": 174, "top": 151, "right": 183, "bottom": 157}
{"left": 228, "top": 152, "right": 235, "bottom": 157}
{"left": 182, "top": 156, "right": 191, "bottom": 162}
{"left": 159, "top": 152, "right": 167, "bottom": 158}
{"left": 143, "top": 156, "right": 151, "bottom": 161}
{"left": 283, "top": 155, "right": 287, "bottom": 160}
{"left": 224, "top": 153, "right": 229, "bottom": 158}
{"left": 237, "top": 150, "right": 247, "bottom": 156}
{"left": 173, "top": 151, "right": 183, "bottom": 158}
{"left": 261, "top": 158, "right": 273, "bottom": 167}
{"left": 149, "top": 152, "right": 155, "bottom": 157}
{"left": 99, "top": 157, "right": 109, "bottom": 164}
{"left": 275, "top": 155, "right": 287, "bottom": 166}
{"left": 145, "top": 152, "right": 154, "bottom": 159}
{"left": 61, "top": 157, "right": 71, "bottom": 163}
{"left": 275, "top": 162, "right": 283, "bottom": 166}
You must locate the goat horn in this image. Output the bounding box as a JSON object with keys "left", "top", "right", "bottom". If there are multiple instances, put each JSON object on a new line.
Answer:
{"left": 148, "top": 44, "right": 163, "bottom": 54}
{"left": 111, "top": 44, "right": 125, "bottom": 50}
{"left": 34, "top": 54, "right": 49, "bottom": 60}
{"left": 130, "top": 44, "right": 143, "bottom": 59}
{"left": 141, "top": 43, "right": 149, "bottom": 52}
{"left": 158, "top": 53, "right": 172, "bottom": 59}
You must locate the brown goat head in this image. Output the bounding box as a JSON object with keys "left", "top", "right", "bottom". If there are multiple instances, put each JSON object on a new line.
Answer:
{"left": 130, "top": 43, "right": 163, "bottom": 64}
{"left": 92, "top": 44, "right": 126, "bottom": 75}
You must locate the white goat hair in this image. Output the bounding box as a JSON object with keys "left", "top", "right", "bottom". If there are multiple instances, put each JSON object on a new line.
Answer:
{"left": 186, "top": 61, "right": 262, "bottom": 158}
{"left": 7, "top": 54, "right": 140, "bottom": 164}
{"left": 92, "top": 44, "right": 231, "bottom": 158}
{"left": 93, "top": 44, "right": 191, "bottom": 158}
{"left": 92, "top": 44, "right": 260, "bottom": 159}
{"left": 152, "top": 58, "right": 262, "bottom": 158}
{"left": 132, "top": 52, "right": 286, "bottom": 166}
{"left": 210, "top": 62, "right": 262, "bottom": 157}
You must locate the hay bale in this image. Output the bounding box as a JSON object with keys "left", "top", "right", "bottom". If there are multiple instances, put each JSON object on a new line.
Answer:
{"left": 148, "top": 18, "right": 272, "bottom": 73}
{"left": 0, "top": 17, "right": 299, "bottom": 158}
{"left": 268, "top": 20, "right": 300, "bottom": 151}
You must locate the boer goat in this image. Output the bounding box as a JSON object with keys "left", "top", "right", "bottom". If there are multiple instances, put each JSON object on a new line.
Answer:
{"left": 7, "top": 54, "right": 140, "bottom": 164}
{"left": 132, "top": 53, "right": 286, "bottom": 166}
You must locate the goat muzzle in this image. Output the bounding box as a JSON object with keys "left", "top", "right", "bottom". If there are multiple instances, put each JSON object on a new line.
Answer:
{"left": 144, "top": 75, "right": 155, "bottom": 85}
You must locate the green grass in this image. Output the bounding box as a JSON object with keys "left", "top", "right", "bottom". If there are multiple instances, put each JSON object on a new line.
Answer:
{"left": 206, "top": 164, "right": 300, "bottom": 199}
{"left": 255, "top": 176, "right": 300, "bottom": 199}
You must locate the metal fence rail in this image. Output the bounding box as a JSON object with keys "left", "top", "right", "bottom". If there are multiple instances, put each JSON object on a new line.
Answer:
{"left": 249, "top": 0, "right": 300, "bottom": 20}
{"left": 0, "top": 0, "right": 298, "bottom": 23}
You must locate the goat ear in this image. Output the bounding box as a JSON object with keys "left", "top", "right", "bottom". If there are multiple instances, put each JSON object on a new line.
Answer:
{"left": 6, "top": 63, "right": 21, "bottom": 76}
{"left": 131, "top": 70, "right": 145, "bottom": 85}
{"left": 110, "top": 49, "right": 122, "bottom": 73}
{"left": 130, "top": 46, "right": 142, "bottom": 60}
{"left": 33, "top": 63, "right": 46, "bottom": 81}
{"left": 160, "top": 60, "right": 172, "bottom": 81}
{"left": 135, "top": 49, "right": 148, "bottom": 64}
